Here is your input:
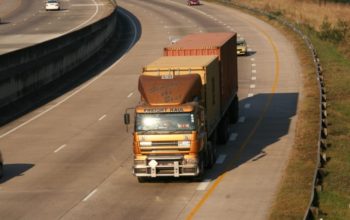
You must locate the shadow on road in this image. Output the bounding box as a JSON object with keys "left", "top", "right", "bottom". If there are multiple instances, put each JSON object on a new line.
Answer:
{"left": 205, "top": 92, "right": 299, "bottom": 180}
{"left": 0, "top": 163, "right": 34, "bottom": 184}
{"left": 0, "top": 7, "right": 141, "bottom": 126}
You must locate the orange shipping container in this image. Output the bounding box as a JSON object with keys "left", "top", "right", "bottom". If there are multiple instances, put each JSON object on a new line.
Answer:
{"left": 164, "top": 32, "right": 238, "bottom": 114}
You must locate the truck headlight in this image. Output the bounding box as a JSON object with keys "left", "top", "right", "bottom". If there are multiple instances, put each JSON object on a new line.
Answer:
{"left": 140, "top": 141, "right": 152, "bottom": 147}
{"left": 178, "top": 141, "right": 191, "bottom": 147}
{"left": 184, "top": 157, "right": 198, "bottom": 165}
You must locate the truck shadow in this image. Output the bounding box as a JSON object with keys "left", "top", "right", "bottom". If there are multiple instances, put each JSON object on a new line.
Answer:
{"left": 0, "top": 7, "right": 141, "bottom": 126}
{"left": 0, "top": 163, "right": 34, "bottom": 184}
{"left": 205, "top": 92, "right": 299, "bottom": 180}
{"left": 133, "top": 93, "right": 298, "bottom": 184}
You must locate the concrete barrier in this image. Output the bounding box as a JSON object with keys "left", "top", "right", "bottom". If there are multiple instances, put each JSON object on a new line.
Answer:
{"left": 0, "top": 5, "right": 118, "bottom": 109}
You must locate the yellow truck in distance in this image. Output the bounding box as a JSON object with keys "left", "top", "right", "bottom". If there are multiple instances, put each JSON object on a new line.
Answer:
{"left": 124, "top": 33, "right": 238, "bottom": 182}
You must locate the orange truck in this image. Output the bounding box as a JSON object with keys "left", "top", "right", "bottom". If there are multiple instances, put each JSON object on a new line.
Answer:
{"left": 124, "top": 33, "right": 238, "bottom": 181}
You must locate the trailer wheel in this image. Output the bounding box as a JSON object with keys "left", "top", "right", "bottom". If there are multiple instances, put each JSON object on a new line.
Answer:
{"left": 218, "top": 116, "right": 229, "bottom": 144}
{"left": 206, "top": 141, "right": 216, "bottom": 168}
{"left": 0, "top": 163, "right": 3, "bottom": 179}
{"left": 137, "top": 177, "right": 147, "bottom": 183}
{"left": 229, "top": 95, "right": 239, "bottom": 123}
{"left": 194, "top": 152, "right": 205, "bottom": 181}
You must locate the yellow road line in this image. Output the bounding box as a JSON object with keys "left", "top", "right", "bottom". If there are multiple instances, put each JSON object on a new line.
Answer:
{"left": 186, "top": 19, "right": 280, "bottom": 220}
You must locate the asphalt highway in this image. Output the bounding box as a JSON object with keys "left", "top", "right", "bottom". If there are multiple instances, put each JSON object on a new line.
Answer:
{"left": 0, "top": 0, "right": 114, "bottom": 54}
{"left": 0, "top": 0, "right": 301, "bottom": 219}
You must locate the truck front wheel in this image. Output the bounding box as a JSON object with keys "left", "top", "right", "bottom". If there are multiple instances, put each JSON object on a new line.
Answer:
{"left": 137, "top": 177, "right": 147, "bottom": 183}
{"left": 217, "top": 116, "right": 229, "bottom": 144}
{"left": 206, "top": 141, "right": 216, "bottom": 168}
{"left": 229, "top": 95, "right": 239, "bottom": 123}
{"left": 0, "top": 164, "right": 3, "bottom": 179}
{"left": 195, "top": 152, "right": 205, "bottom": 181}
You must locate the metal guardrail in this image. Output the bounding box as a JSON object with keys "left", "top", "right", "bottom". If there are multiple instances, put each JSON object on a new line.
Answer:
{"left": 214, "top": 1, "right": 327, "bottom": 219}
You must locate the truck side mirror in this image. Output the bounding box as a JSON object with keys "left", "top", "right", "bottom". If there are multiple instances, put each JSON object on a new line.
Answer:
{"left": 124, "top": 113, "right": 130, "bottom": 125}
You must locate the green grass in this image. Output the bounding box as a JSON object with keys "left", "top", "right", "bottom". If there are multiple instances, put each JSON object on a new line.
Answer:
{"left": 309, "top": 32, "right": 350, "bottom": 219}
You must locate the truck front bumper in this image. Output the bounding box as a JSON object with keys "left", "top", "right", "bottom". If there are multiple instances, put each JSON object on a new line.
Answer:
{"left": 133, "top": 155, "right": 199, "bottom": 177}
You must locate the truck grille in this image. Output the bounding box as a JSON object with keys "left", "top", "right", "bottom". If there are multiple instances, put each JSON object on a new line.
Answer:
{"left": 140, "top": 141, "right": 190, "bottom": 153}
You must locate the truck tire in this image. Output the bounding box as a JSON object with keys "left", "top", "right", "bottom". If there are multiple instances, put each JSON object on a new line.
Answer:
{"left": 217, "top": 116, "right": 229, "bottom": 144}
{"left": 194, "top": 152, "right": 205, "bottom": 181}
{"left": 206, "top": 141, "right": 216, "bottom": 168}
{"left": 137, "top": 177, "right": 147, "bottom": 183}
{"left": 0, "top": 163, "right": 3, "bottom": 179}
{"left": 229, "top": 95, "right": 239, "bottom": 123}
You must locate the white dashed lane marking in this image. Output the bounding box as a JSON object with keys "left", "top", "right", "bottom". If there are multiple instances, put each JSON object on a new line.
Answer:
{"left": 229, "top": 133, "right": 238, "bottom": 141}
{"left": 248, "top": 93, "right": 254, "bottom": 97}
{"left": 54, "top": 144, "right": 67, "bottom": 153}
{"left": 238, "top": 117, "right": 245, "bottom": 123}
{"left": 216, "top": 154, "right": 227, "bottom": 164}
{"left": 98, "top": 115, "right": 106, "bottom": 121}
{"left": 127, "top": 92, "right": 134, "bottom": 98}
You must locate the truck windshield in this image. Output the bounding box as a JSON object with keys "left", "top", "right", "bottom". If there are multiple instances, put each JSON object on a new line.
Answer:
{"left": 136, "top": 113, "right": 196, "bottom": 132}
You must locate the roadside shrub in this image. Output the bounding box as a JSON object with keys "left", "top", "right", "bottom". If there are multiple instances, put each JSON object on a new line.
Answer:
{"left": 319, "top": 16, "right": 349, "bottom": 43}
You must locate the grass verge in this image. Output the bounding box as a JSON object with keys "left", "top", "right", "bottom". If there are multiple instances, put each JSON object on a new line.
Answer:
{"left": 308, "top": 29, "right": 350, "bottom": 219}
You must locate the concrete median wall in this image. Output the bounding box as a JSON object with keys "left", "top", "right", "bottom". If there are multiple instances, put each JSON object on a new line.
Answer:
{"left": 0, "top": 6, "right": 118, "bottom": 109}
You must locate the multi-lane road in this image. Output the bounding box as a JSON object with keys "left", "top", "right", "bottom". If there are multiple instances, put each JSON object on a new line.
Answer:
{"left": 0, "top": 0, "right": 113, "bottom": 54}
{"left": 0, "top": 0, "right": 301, "bottom": 219}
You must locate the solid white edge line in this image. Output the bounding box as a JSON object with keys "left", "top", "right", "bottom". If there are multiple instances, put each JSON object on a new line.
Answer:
{"left": 64, "top": 0, "right": 99, "bottom": 34}
{"left": 83, "top": 189, "right": 98, "bottom": 202}
{"left": 54, "top": 144, "right": 67, "bottom": 153}
{"left": 197, "top": 179, "right": 211, "bottom": 191}
{"left": 0, "top": 9, "right": 139, "bottom": 139}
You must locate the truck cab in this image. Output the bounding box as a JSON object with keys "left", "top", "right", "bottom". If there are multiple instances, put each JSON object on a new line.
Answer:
{"left": 124, "top": 74, "right": 216, "bottom": 182}
{"left": 132, "top": 104, "right": 207, "bottom": 179}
